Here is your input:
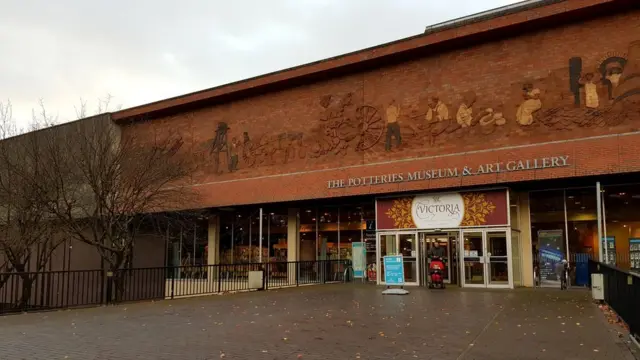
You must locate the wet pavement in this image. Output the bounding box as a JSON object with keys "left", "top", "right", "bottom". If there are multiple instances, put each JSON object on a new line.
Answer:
{"left": 0, "top": 284, "right": 636, "bottom": 359}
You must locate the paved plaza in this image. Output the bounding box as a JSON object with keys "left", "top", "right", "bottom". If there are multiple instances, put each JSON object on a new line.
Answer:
{"left": 0, "top": 284, "right": 636, "bottom": 360}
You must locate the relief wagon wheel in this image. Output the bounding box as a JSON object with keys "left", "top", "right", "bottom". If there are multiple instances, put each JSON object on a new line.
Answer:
{"left": 242, "top": 143, "right": 258, "bottom": 167}
{"left": 355, "top": 105, "right": 384, "bottom": 151}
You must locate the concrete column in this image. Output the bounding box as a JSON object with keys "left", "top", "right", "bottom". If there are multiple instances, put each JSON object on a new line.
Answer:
{"left": 287, "top": 208, "right": 300, "bottom": 284}
{"left": 287, "top": 209, "right": 300, "bottom": 262}
{"left": 207, "top": 215, "right": 220, "bottom": 266}
{"left": 519, "top": 193, "right": 534, "bottom": 287}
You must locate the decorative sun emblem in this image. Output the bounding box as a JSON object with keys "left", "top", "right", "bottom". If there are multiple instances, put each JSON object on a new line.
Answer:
{"left": 385, "top": 198, "right": 415, "bottom": 229}
{"left": 460, "top": 193, "right": 497, "bottom": 226}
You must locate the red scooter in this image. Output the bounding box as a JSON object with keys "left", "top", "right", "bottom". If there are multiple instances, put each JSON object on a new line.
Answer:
{"left": 428, "top": 256, "right": 446, "bottom": 289}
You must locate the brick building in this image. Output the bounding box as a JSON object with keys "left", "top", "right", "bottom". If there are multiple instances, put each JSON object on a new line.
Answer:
{"left": 110, "top": 0, "right": 640, "bottom": 288}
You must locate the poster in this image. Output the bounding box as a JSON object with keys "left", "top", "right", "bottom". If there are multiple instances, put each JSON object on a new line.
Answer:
{"left": 538, "top": 229, "right": 564, "bottom": 285}
{"left": 383, "top": 255, "right": 404, "bottom": 285}
{"left": 352, "top": 242, "right": 366, "bottom": 278}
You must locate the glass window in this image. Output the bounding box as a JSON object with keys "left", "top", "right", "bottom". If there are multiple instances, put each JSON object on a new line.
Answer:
{"left": 362, "top": 203, "right": 377, "bottom": 272}
{"left": 265, "top": 209, "right": 288, "bottom": 263}
{"left": 234, "top": 211, "right": 250, "bottom": 263}
{"left": 511, "top": 230, "right": 523, "bottom": 286}
{"left": 339, "top": 205, "right": 364, "bottom": 261}
{"left": 529, "top": 187, "right": 597, "bottom": 287}
{"left": 219, "top": 212, "right": 235, "bottom": 264}
{"left": 299, "top": 208, "right": 316, "bottom": 261}
{"left": 509, "top": 191, "right": 520, "bottom": 230}
{"left": 164, "top": 216, "right": 207, "bottom": 268}
{"left": 529, "top": 190, "right": 566, "bottom": 287}
{"left": 318, "top": 206, "right": 339, "bottom": 260}
{"left": 602, "top": 184, "right": 640, "bottom": 271}
{"left": 565, "top": 187, "right": 598, "bottom": 258}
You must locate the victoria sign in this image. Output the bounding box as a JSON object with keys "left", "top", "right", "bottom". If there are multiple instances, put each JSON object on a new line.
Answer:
{"left": 376, "top": 190, "right": 508, "bottom": 230}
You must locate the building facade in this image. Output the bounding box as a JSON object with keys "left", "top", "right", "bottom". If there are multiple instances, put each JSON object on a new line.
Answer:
{"left": 112, "top": 0, "right": 640, "bottom": 288}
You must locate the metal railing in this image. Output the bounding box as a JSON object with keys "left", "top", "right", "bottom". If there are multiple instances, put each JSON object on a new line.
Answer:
{"left": 532, "top": 252, "right": 640, "bottom": 288}
{"left": 0, "top": 269, "right": 104, "bottom": 315}
{"left": 588, "top": 260, "right": 640, "bottom": 342}
{"left": 0, "top": 260, "right": 351, "bottom": 315}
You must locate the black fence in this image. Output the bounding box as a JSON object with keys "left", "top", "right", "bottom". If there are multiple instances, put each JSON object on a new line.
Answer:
{"left": 0, "top": 260, "right": 352, "bottom": 315}
{"left": 588, "top": 260, "right": 640, "bottom": 341}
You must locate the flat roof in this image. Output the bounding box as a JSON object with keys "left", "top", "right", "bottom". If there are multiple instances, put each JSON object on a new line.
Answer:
{"left": 112, "top": 0, "right": 623, "bottom": 122}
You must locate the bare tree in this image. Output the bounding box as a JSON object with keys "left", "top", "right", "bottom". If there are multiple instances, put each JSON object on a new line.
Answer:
{"left": 41, "top": 112, "right": 197, "bottom": 299}
{"left": 74, "top": 94, "right": 122, "bottom": 119}
{"left": 0, "top": 100, "right": 63, "bottom": 308}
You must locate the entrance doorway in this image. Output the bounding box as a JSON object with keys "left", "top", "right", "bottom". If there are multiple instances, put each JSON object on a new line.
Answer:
{"left": 460, "top": 229, "right": 512, "bottom": 288}
{"left": 377, "top": 232, "right": 418, "bottom": 285}
{"left": 418, "top": 232, "right": 458, "bottom": 286}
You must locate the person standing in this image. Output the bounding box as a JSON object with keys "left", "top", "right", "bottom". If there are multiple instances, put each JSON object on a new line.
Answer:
{"left": 385, "top": 100, "right": 402, "bottom": 151}
{"left": 555, "top": 259, "right": 569, "bottom": 290}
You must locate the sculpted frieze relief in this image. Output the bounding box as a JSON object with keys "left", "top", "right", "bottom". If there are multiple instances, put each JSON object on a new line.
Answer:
{"left": 197, "top": 41, "right": 640, "bottom": 175}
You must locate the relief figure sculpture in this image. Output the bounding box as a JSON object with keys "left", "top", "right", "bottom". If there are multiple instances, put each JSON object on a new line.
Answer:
{"left": 229, "top": 137, "right": 239, "bottom": 172}
{"left": 599, "top": 56, "right": 626, "bottom": 100}
{"left": 579, "top": 72, "right": 600, "bottom": 110}
{"left": 385, "top": 100, "right": 402, "bottom": 151}
{"left": 425, "top": 96, "right": 449, "bottom": 123}
{"left": 210, "top": 122, "right": 233, "bottom": 173}
{"left": 516, "top": 84, "right": 542, "bottom": 126}
{"left": 456, "top": 91, "right": 476, "bottom": 127}
{"left": 613, "top": 41, "right": 640, "bottom": 105}
{"left": 424, "top": 96, "right": 456, "bottom": 145}
{"left": 198, "top": 41, "right": 640, "bottom": 178}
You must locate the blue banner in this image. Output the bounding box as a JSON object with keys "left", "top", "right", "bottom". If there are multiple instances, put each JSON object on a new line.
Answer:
{"left": 383, "top": 255, "right": 405, "bottom": 285}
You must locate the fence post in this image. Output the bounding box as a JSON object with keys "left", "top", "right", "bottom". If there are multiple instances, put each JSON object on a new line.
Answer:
{"left": 323, "top": 261, "right": 327, "bottom": 284}
{"left": 105, "top": 271, "right": 113, "bottom": 305}
{"left": 170, "top": 266, "right": 175, "bottom": 300}
{"left": 263, "top": 263, "right": 268, "bottom": 291}
{"left": 217, "top": 265, "right": 222, "bottom": 293}
{"left": 296, "top": 261, "right": 299, "bottom": 287}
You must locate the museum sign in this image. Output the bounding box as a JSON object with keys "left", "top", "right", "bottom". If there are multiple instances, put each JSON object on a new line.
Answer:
{"left": 327, "top": 155, "right": 570, "bottom": 189}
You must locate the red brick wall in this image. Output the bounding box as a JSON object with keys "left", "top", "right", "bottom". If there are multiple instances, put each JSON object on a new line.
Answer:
{"left": 122, "top": 8, "right": 640, "bottom": 209}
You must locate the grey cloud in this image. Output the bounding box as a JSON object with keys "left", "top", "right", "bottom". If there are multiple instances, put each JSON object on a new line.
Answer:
{"left": 0, "top": 0, "right": 518, "bottom": 126}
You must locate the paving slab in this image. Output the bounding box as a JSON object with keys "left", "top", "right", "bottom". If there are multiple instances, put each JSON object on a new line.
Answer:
{"left": 0, "top": 285, "right": 635, "bottom": 360}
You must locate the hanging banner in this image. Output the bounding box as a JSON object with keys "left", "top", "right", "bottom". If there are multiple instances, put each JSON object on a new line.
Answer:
{"left": 376, "top": 190, "right": 508, "bottom": 230}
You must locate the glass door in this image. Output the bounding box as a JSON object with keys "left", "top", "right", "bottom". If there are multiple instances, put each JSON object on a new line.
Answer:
{"left": 460, "top": 229, "right": 512, "bottom": 288}
{"left": 419, "top": 232, "right": 454, "bottom": 285}
{"left": 487, "top": 231, "right": 510, "bottom": 287}
{"left": 377, "top": 233, "right": 397, "bottom": 284}
{"left": 377, "top": 232, "right": 419, "bottom": 285}
{"left": 461, "top": 231, "right": 485, "bottom": 287}
{"left": 399, "top": 232, "right": 418, "bottom": 284}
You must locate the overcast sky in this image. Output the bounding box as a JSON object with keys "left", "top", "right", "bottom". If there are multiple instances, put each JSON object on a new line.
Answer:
{"left": 1, "top": 0, "right": 519, "bottom": 126}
